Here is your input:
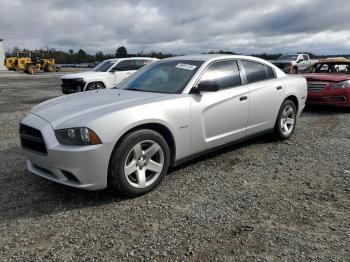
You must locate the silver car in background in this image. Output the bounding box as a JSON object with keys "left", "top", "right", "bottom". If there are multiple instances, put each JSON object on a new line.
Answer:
{"left": 19, "top": 55, "right": 307, "bottom": 196}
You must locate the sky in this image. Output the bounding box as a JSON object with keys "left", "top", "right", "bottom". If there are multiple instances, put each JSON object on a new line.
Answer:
{"left": 1, "top": 0, "right": 350, "bottom": 55}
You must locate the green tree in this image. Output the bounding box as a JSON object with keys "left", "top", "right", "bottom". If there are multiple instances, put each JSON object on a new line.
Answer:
{"left": 95, "top": 51, "right": 104, "bottom": 61}
{"left": 116, "top": 46, "right": 128, "bottom": 58}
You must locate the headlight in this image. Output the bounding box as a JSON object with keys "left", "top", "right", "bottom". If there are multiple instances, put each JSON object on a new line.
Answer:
{"left": 333, "top": 80, "right": 350, "bottom": 89}
{"left": 55, "top": 127, "right": 102, "bottom": 145}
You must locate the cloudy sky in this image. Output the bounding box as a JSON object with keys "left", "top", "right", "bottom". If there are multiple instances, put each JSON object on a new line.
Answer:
{"left": 1, "top": 0, "right": 350, "bottom": 55}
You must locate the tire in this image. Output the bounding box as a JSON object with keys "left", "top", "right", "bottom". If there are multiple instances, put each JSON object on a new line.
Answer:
{"left": 15, "top": 66, "right": 22, "bottom": 71}
{"left": 108, "top": 129, "right": 171, "bottom": 197}
{"left": 274, "top": 100, "right": 297, "bottom": 140}
{"left": 46, "top": 64, "right": 56, "bottom": 72}
{"left": 26, "top": 64, "right": 37, "bottom": 75}
{"left": 86, "top": 82, "right": 105, "bottom": 91}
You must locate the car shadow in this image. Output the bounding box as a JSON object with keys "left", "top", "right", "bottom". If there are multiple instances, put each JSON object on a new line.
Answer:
{"left": 0, "top": 147, "right": 129, "bottom": 222}
{"left": 1, "top": 135, "right": 276, "bottom": 222}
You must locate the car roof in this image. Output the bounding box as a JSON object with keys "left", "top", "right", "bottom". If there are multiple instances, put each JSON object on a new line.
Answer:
{"left": 104, "top": 57, "right": 157, "bottom": 62}
{"left": 165, "top": 54, "right": 273, "bottom": 64}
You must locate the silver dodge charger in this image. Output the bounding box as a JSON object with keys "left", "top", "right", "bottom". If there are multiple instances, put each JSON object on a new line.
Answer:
{"left": 20, "top": 55, "right": 307, "bottom": 196}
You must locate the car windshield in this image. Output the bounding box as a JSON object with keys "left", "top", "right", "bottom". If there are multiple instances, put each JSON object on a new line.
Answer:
{"left": 279, "top": 55, "right": 298, "bottom": 61}
{"left": 119, "top": 60, "right": 203, "bottom": 94}
{"left": 92, "top": 60, "right": 116, "bottom": 72}
{"left": 310, "top": 63, "right": 350, "bottom": 73}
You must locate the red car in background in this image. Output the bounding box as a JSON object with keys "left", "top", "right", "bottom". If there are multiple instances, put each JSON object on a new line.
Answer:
{"left": 303, "top": 59, "right": 350, "bottom": 107}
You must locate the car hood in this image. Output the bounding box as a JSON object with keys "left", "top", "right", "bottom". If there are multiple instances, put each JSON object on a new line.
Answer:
{"left": 61, "top": 71, "right": 110, "bottom": 79}
{"left": 31, "top": 89, "right": 168, "bottom": 128}
{"left": 302, "top": 73, "right": 350, "bottom": 82}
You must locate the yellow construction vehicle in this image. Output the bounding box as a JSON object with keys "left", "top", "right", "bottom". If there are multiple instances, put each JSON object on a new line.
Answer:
{"left": 5, "top": 51, "right": 57, "bottom": 74}
{"left": 4, "top": 56, "right": 17, "bottom": 70}
{"left": 15, "top": 52, "right": 31, "bottom": 71}
{"left": 24, "top": 52, "right": 57, "bottom": 74}
{"left": 4, "top": 52, "right": 27, "bottom": 71}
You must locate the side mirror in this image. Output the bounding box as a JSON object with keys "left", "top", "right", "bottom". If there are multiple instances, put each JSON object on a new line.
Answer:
{"left": 196, "top": 81, "right": 220, "bottom": 92}
{"left": 109, "top": 68, "right": 119, "bottom": 73}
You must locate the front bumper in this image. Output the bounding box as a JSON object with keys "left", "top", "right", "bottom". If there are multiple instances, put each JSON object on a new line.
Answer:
{"left": 307, "top": 87, "right": 350, "bottom": 107}
{"left": 61, "top": 79, "right": 86, "bottom": 94}
{"left": 20, "top": 113, "right": 114, "bottom": 190}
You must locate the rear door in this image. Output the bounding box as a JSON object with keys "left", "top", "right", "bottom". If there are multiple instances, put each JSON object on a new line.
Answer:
{"left": 189, "top": 60, "right": 249, "bottom": 153}
{"left": 239, "top": 60, "right": 285, "bottom": 136}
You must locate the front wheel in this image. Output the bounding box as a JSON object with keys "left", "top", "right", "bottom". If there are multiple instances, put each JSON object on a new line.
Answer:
{"left": 86, "top": 82, "right": 105, "bottom": 91}
{"left": 108, "top": 129, "right": 170, "bottom": 196}
{"left": 26, "top": 64, "right": 37, "bottom": 75}
{"left": 274, "top": 100, "right": 297, "bottom": 140}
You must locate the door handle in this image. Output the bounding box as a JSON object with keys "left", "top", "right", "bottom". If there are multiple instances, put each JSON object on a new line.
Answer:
{"left": 276, "top": 86, "right": 283, "bottom": 90}
{"left": 239, "top": 96, "right": 248, "bottom": 101}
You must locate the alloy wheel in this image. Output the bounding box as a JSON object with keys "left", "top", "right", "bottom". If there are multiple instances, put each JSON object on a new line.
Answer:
{"left": 280, "top": 105, "right": 295, "bottom": 136}
{"left": 124, "top": 140, "right": 164, "bottom": 189}
{"left": 88, "top": 83, "right": 104, "bottom": 90}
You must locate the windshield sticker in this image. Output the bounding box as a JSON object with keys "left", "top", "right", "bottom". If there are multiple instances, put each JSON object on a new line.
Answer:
{"left": 175, "top": 63, "right": 197, "bottom": 70}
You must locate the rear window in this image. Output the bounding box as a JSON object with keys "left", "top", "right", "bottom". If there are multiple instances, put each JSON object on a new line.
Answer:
{"left": 242, "top": 60, "right": 270, "bottom": 83}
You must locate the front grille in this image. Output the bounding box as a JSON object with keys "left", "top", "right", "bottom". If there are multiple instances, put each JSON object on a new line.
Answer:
{"left": 307, "top": 82, "right": 327, "bottom": 91}
{"left": 61, "top": 79, "right": 85, "bottom": 94}
{"left": 19, "top": 124, "right": 47, "bottom": 155}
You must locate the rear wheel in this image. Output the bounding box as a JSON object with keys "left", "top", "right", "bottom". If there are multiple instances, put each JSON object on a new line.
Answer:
{"left": 86, "top": 82, "right": 105, "bottom": 91}
{"left": 274, "top": 100, "right": 297, "bottom": 140}
{"left": 26, "top": 64, "right": 37, "bottom": 75}
{"left": 108, "top": 129, "right": 170, "bottom": 196}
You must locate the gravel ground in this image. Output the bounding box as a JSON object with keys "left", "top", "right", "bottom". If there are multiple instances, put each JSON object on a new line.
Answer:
{"left": 0, "top": 71, "right": 349, "bottom": 261}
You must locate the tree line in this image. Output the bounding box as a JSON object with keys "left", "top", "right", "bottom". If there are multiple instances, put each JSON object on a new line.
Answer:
{"left": 6, "top": 46, "right": 349, "bottom": 64}
{"left": 5, "top": 46, "right": 176, "bottom": 64}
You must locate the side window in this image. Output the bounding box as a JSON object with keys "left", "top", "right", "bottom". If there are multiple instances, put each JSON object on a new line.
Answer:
{"left": 265, "top": 66, "right": 276, "bottom": 79}
{"left": 242, "top": 60, "right": 268, "bottom": 83}
{"left": 199, "top": 60, "right": 241, "bottom": 90}
{"left": 112, "top": 60, "right": 131, "bottom": 71}
{"left": 131, "top": 59, "right": 152, "bottom": 70}
{"left": 303, "top": 55, "right": 309, "bottom": 61}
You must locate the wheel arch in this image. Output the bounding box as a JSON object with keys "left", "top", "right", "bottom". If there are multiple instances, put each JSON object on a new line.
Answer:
{"left": 109, "top": 122, "right": 177, "bottom": 168}
{"left": 274, "top": 95, "right": 299, "bottom": 127}
{"left": 284, "top": 95, "right": 299, "bottom": 112}
{"left": 85, "top": 80, "right": 107, "bottom": 91}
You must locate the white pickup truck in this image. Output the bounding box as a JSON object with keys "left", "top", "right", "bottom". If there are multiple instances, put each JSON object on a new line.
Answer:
{"left": 271, "top": 54, "right": 318, "bottom": 74}
{"left": 61, "top": 57, "right": 157, "bottom": 94}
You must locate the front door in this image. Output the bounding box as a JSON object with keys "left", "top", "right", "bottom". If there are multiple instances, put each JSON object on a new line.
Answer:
{"left": 112, "top": 60, "right": 135, "bottom": 85}
{"left": 189, "top": 60, "right": 249, "bottom": 154}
